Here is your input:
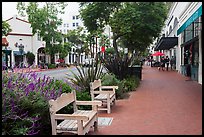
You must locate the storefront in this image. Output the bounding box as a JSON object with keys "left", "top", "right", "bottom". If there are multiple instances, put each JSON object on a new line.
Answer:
{"left": 177, "top": 5, "right": 202, "bottom": 82}
{"left": 2, "top": 37, "right": 12, "bottom": 69}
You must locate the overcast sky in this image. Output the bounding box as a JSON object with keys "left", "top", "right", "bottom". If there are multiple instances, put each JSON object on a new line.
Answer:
{"left": 2, "top": 2, "right": 80, "bottom": 21}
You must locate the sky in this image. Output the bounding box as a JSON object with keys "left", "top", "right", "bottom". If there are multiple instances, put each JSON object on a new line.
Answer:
{"left": 2, "top": 2, "right": 80, "bottom": 21}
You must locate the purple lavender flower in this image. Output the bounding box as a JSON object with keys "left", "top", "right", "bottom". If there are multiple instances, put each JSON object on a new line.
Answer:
{"left": 42, "top": 75, "right": 46, "bottom": 82}
{"left": 7, "top": 79, "right": 12, "bottom": 89}
{"left": 27, "top": 83, "right": 35, "bottom": 91}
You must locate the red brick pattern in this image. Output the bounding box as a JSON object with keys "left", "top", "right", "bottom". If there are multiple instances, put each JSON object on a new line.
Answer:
{"left": 88, "top": 66, "right": 202, "bottom": 135}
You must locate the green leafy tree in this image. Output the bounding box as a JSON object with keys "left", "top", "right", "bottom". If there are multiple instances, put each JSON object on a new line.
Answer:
{"left": 2, "top": 21, "right": 12, "bottom": 36}
{"left": 79, "top": 2, "right": 168, "bottom": 79}
{"left": 26, "top": 51, "right": 35, "bottom": 66}
{"left": 17, "top": 2, "right": 68, "bottom": 63}
{"left": 64, "top": 27, "right": 92, "bottom": 63}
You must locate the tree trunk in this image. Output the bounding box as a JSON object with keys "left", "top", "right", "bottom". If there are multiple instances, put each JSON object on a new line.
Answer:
{"left": 51, "top": 53, "right": 55, "bottom": 64}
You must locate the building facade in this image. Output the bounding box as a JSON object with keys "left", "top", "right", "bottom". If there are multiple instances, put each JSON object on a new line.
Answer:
{"left": 154, "top": 2, "right": 202, "bottom": 84}
{"left": 2, "top": 15, "right": 46, "bottom": 68}
{"left": 57, "top": 12, "right": 112, "bottom": 65}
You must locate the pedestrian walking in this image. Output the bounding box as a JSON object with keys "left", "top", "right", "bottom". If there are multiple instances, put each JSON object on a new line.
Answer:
{"left": 165, "top": 56, "right": 170, "bottom": 71}
{"left": 160, "top": 56, "right": 166, "bottom": 71}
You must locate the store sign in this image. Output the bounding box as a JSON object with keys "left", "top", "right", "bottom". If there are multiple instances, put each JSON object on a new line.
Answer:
{"left": 177, "top": 5, "right": 202, "bottom": 35}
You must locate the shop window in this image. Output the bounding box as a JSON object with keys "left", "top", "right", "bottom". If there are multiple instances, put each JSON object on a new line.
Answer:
{"left": 194, "top": 18, "right": 199, "bottom": 37}
{"left": 193, "top": 41, "right": 199, "bottom": 66}
{"left": 184, "top": 23, "right": 193, "bottom": 42}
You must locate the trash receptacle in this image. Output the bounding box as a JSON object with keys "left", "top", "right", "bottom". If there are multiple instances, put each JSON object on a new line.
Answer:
{"left": 128, "top": 65, "right": 142, "bottom": 80}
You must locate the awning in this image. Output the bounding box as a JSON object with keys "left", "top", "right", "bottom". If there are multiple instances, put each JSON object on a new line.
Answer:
{"left": 154, "top": 37, "right": 178, "bottom": 51}
{"left": 2, "top": 37, "right": 9, "bottom": 46}
{"left": 13, "top": 51, "right": 26, "bottom": 56}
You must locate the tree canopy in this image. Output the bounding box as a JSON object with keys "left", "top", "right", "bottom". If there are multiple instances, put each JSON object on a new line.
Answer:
{"left": 79, "top": 2, "right": 167, "bottom": 55}
{"left": 79, "top": 2, "right": 168, "bottom": 79}
{"left": 2, "top": 21, "right": 12, "bottom": 36}
{"left": 17, "top": 2, "right": 68, "bottom": 63}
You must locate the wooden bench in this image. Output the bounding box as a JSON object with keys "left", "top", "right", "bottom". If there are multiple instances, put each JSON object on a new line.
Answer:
{"left": 90, "top": 79, "right": 118, "bottom": 114}
{"left": 49, "top": 90, "right": 102, "bottom": 135}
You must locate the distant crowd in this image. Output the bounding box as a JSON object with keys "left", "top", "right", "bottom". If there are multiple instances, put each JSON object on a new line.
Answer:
{"left": 145, "top": 56, "right": 176, "bottom": 71}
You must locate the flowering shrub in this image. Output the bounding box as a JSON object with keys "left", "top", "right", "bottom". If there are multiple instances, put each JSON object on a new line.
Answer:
{"left": 2, "top": 71, "right": 81, "bottom": 135}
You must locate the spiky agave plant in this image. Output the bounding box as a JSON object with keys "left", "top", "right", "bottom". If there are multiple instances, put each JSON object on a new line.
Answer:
{"left": 66, "top": 59, "right": 105, "bottom": 92}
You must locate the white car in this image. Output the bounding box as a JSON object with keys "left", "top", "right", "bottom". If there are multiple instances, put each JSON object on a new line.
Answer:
{"left": 82, "top": 58, "right": 95, "bottom": 67}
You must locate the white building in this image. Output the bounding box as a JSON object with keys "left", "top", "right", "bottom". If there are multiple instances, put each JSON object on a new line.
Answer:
{"left": 2, "top": 15, "right": 46, "bottom": 68}
{"left": 58, "top": 13, "right": 88, "bottom": 65}
{"left": 57, "top": 11, "right": 112, "bottom": 65}
{"left": 154, "top": 2, "right": 202, "bottom": 84}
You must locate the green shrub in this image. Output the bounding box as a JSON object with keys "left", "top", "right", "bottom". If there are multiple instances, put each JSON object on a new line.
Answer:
{"left": 67, "top": 60, "right": 105, "bottom": 91}
{"left": 2, "top": 71, "right": 78, "bottom": 135}
{"left": 54, "top": 80, "right": 72, "bottom": 93}
{"left": 101, "top": 73, "right": 126, "bottom": 99}
{"left": 76, "top": 90, "right": 92, "bottom": 110}
{"left": 122, "top": 76, "right": 140, "bottom": 92}
{"left": 26, "top": 51, "right": 35, "bottom": 66}
{"left": 101, "top": 73, "right": 140, "bottom": 99}
{"left": 47, "top": 64, "right": 56, "bottom": 69}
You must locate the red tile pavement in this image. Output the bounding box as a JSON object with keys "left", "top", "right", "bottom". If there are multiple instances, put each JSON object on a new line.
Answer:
{"left": 87, "top": 65, "right": 202, "bottom": 135}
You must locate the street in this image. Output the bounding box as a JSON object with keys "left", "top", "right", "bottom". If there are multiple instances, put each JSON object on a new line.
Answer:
{"left": 35, "top": 65, "right": 107, "bottom": 81}
{"left": 35, "top": 67, "right": 78, "bottom": 81}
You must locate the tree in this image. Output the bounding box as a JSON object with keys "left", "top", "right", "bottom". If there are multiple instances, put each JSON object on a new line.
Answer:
{"left": 79, "top": 2, "right": 168, "bottom": 79}
{"left": 2, "top": 21, "right": 12, "bottom": 36}
{"left": 26, "top": 51, "right": 35, "bottom": 66}
{"left": 17, "top": 2, "right": 68, "bottom": 64}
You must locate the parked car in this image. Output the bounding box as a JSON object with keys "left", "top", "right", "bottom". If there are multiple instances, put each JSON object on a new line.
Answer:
{"left": 82, "top": 58, "right": 95, "bottom": 67}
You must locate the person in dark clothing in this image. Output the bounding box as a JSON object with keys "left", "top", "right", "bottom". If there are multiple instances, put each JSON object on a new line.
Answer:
{"left": 165, "top": 56, "right": 170, "bottom": 71}
{"left": 160, "top": 57, "right": 166, "bottom": 71}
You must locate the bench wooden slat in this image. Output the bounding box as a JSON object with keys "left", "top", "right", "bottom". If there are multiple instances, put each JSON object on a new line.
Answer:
{"left": 56, "top": 110, "right": 97, "bottom": 131}
{"left": 95, "top": 93, "right": 115, "bottom": 100}
{"left": 90, "top": 79, "right": 118, "bottom": 114}
{"left": 49, "top": 91, "right": 101, "bottom": 135}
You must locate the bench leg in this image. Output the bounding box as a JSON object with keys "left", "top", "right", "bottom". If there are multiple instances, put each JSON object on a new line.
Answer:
{"left": 107, "top": 102, "right": 111, "bottom": 114}
{"left": 77, "top": 120, "right": 84, "bottom": 135}
{"left": 113, "top": 98, "right": 116, "bottom": 105}
{"left": 94, "top": 120, "right": 98, "bottom": 131}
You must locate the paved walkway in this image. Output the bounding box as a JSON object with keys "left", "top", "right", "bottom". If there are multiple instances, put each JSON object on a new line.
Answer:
{"left": 6, "top": 65, "right": 76, "bottom": 73}
{"left": 88, "top": 65, "right": 202, "bottom": 135}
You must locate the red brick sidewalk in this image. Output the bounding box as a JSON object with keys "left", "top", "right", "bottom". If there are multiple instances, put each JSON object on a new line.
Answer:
{"left": 88, "top": 65, "right": 202, "bottom": 135}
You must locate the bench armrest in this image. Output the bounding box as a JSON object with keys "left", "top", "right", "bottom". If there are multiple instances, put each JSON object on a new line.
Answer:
{"left": 101, "top": 86, "right": 118, "bottom": 90}
{"left": 76, "top": 100, "right": 102, "bottom": 106}
{"left": 93, "top": 90, "right": 115, "bottom": 94}
{"left": 54, "top": 114, "right": 89, "bottom": 121}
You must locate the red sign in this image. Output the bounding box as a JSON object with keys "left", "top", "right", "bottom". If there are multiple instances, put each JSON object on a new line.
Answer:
{"left": 101, "top": 46, "right": 105, "bottom": 53}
